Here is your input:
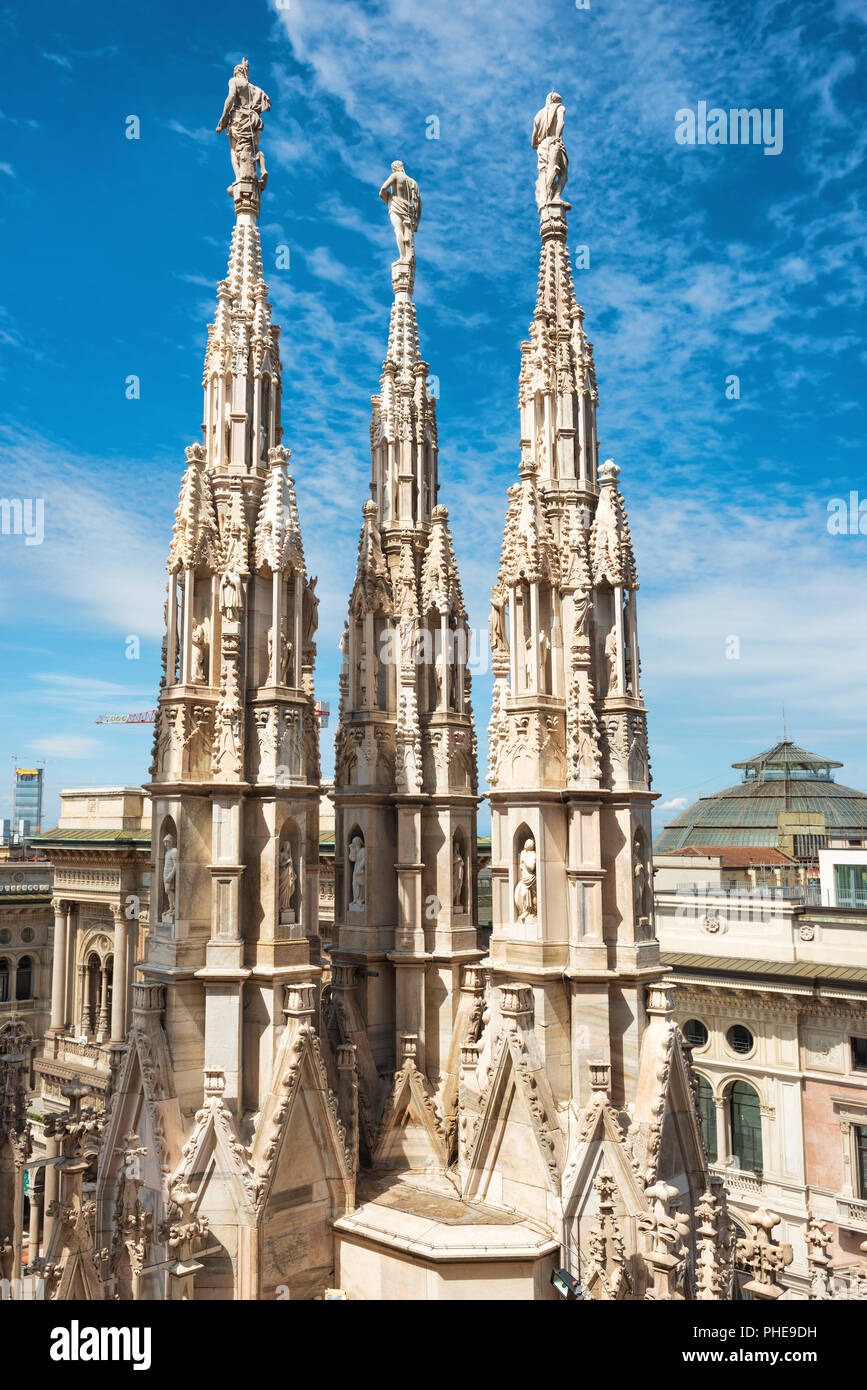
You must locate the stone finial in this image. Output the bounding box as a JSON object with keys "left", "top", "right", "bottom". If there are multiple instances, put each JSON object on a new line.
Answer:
{"left": 132, "top": 983, "right": 166, "bottom": 1018}
{"left": 805, "top": 1214, "right": 832, "bottom": 1301}
{"left": 736, "top": 1209, "right": 793, "bottom": 1300}
{"left": 588, "top": 1060, "right": 611, "bottom": 1093}
{"left": 499, "top": 983, "right": 534, "bottom": 1019}
{"left": 645, "top": 983, "right": 674, "bottom": 1018}
{"left": 331, "top": 963, "right": 358, "bottom": 992}
{"left": 283, "top": 982, "right": 317, "bottom": 1018}
{"left": 216, "top": 59, "right": 271, "bottom": 215}
{"left": 203, "top": 1066, "right": 226, "bottom": 1098}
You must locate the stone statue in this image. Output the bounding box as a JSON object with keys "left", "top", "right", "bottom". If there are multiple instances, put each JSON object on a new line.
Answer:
{"left": 452, "top": 842, "right": 465, "bottom": 908}
{"left": 573, "top": 588, "right": 592, "bottom": 643}
{"left": 280, "top": 620, "right": 294, "bottom": 685}
{"left": 514, "top": 837, "right": 537, "bottom": 923}
{"left": 191, "top": 616, "right": 209, "bottom": 684}
{"left": 278, "top": 840, "right": 297, "bottom": 916}
{"left": 605, "top": 626, "right": 619, "bottom": 696}
{"left": 633, "top": 836, "right": 649, "bottom": 928}
{"left": 303, "top": 576, "right": 320, "bottom": 646}
{"left": 216, "top": 59, "right": 271, "bottom": 189}
{"left": 219, "top": 534, "right": 244, "bottom": 623}
{"left": 348, "top": 835, "right": 366, "bottom": 910}
{"left": 162, "top": 834, "right": 178, "bottom": 923}
{"left": 531, "top": 92, "right": 569, "bottom": 208}
{"left": 379, "top": 160, "right": 422, "bottom": 264}
{"left": 489, "top": 588, "right": 508, "bottom": 657}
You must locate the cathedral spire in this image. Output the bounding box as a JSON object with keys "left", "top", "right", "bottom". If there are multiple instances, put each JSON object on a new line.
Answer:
{"left": 486, "top": 92, "right": 656, "bottom": 1112}
{"left": 332, "top": 158, "right": 480, "bottom": 1107}
{"left": 520, "top": 93, "right": 599, "bottom": 514}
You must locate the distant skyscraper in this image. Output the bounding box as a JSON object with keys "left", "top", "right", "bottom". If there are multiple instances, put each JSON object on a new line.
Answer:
{"left": 12, "top": 765, "right": 44, "bottom": 838}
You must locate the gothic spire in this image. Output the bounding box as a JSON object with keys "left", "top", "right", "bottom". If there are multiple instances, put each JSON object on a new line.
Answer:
{"left": 520, "top": 92, "right": 599, "bottom": 505}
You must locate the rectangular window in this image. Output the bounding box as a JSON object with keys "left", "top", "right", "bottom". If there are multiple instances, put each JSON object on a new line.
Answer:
{"left": 856, "top": 1126, "right": 867, "bottom": 1201}
{"left": 835, "top": 864, "right": 867, "bottom": 908}
{"left": 852, "top": 1037, "right": 867, "bottom": 1073}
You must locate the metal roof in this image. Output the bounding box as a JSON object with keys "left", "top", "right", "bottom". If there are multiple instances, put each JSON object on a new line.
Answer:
{"left": 33, "top": 829, "right": 150, "bottom": 846}
{"left": 654, "top": 776, "right": 867, "bottom": 852}
{"left": 662, "top": 950, "right": 867, "bottom": 989}
{"left": 732, "top": 740, "right": 843, "bottom": 773}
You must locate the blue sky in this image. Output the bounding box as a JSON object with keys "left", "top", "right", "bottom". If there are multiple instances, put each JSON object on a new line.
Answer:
{"left": 1, "top": 0, "right": 865, "bottom": 833}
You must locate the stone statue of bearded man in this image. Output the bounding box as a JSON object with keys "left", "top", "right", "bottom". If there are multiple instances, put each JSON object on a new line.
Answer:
{"left": 217, "top": 59, "right": 271, "bottom": 189}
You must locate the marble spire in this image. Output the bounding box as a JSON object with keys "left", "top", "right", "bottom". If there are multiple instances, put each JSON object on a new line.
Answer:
{"left": 331, "top": 159, "right": 480, "bottom": 1135}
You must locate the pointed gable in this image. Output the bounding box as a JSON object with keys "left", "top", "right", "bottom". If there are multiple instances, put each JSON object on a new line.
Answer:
{"left": 373, "top": 1036, "right": 449, "bottom": 1174}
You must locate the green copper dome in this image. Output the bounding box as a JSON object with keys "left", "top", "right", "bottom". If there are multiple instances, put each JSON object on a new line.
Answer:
{"left": 654, "top": 740, "right": 867, "bottom": 852}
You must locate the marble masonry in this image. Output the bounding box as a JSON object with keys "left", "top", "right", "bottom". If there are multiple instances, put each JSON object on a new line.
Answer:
{"left": 2, "top": 70, "right": 823, "bottom": 1303}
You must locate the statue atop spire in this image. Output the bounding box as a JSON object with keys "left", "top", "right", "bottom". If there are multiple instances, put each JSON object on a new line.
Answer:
{"left": 379, "top": 160, "right": 422, "bottom": 267}
{"left": 532, "top": 91, "right": 569, "bottom": 209}
{"left": 216, "top": 59, "right": 271, "bottom": 215}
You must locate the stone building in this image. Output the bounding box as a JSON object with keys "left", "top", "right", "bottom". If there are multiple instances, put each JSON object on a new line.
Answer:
{"left": 10, "top": 74, "right": 759, "bottom": 1303}
{"left": 656, "top": 752, "right": 867, "bottom": 1294}
{"left": 32, "top": 788, "right": 150, "bottom": 1118}
{"left": 0, "top": 859, "right": 53, "bottom": 1089}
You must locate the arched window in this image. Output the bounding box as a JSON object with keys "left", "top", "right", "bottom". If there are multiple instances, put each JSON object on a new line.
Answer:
{"left": 696, "top": 1075, "right": 717, "bottom": 1163}
{"left": 729, "top": 1080, "right": 763, "bottom": 1173}
{"left": 15, "top": 955, "right": 33, "bottom": 1001}
{"left": 0, "top": 958, "right": 8, "bottom": 1003}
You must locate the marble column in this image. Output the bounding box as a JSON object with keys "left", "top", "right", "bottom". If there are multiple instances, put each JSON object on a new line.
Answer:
{"left": 49, "top": 899, "right": 68, "bottom": 1031}
{"left": 27, "top": 1187, "right": 42, "bottom": 1262}
{"left": 110, "top": 905, "right": 129, "bottom": 1041}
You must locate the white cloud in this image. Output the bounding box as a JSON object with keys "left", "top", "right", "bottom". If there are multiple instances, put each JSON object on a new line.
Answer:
{"left": 660, "top": 797, "right": 688, "bottom": 811}
{"left": 30, "top": 735, "right": 99, "bottom": 759}
{"left": 0, "top": 424, "right": 171, "bottom": 640}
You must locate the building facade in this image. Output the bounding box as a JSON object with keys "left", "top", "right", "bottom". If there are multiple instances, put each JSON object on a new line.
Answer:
{"left": 657, "top": 823, "right": 867, "bottom": 1292}
{"left": 0, "top": 858, "right": 53, "bottom": 1088}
